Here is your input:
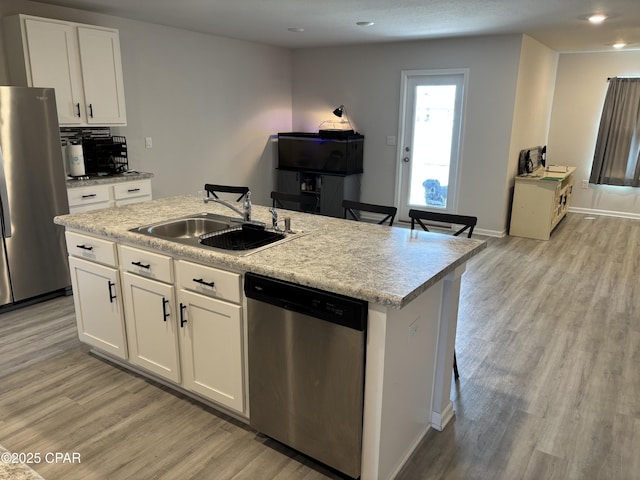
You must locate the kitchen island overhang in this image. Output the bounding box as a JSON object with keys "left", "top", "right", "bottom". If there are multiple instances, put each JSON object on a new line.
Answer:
{"left": 55, "top": 195, "right": 486, "bottom": 480}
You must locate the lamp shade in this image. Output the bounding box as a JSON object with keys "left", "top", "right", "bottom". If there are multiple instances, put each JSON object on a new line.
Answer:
{"left": 333, "top": 105, "right": 345, "bottom": 118}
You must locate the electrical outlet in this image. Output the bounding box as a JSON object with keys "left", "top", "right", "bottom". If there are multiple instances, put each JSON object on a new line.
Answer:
{"left": 581, "top": 180, "right": 589, "bottom": 189}
{"left": 145, "top": 137, "right": 153, "bottom": 149}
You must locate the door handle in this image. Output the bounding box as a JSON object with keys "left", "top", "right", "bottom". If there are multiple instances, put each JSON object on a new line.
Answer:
{"left": 131, "top": 261, "right": 151, "bottom": 269}
{"left": 75, "top": 103, "right": 81, "bottom": 117}
{"left": 162, "top": 298, "right": 170, "bottom": 322}
{"left": 193, "top": 278, "right": 215, "bottom": 288}
{"left": 179, "top": 303, "right": 187, "bottom": 327}
{"left": 88, "top": 103, "right": 94, "bottom": 118}
{"left": 0, "top": 146, "right": 12, "bottom": 238}
{"left": 107, "top": 281, "right": 117, "bottom": 303}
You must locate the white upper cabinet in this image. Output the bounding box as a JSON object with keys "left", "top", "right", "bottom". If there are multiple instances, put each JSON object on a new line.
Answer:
{"left": 22, "top": 18, "right": 84, "bottom": 125}
{"left": 3, "top": 14, "right": 127, "bottom": 126}
{"left": 76, "top": 26, "right": 127, "bottom": 124}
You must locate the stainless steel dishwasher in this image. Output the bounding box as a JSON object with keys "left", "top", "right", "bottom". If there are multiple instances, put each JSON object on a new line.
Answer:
{"left": 245, "top": 273, "right": 367, "bottom": 479}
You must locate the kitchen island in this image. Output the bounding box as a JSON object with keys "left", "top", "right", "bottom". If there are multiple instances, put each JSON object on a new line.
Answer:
{"left": 55, "top": 195, "right": 485, "bottom": 480}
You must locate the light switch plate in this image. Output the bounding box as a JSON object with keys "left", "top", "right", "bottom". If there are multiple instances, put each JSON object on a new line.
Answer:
{"left": 145, "top": 137, "right": 153, "bottom": 149}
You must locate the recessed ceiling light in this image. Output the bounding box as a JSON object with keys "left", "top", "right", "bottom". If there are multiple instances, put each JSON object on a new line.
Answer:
{"left": 288, "top": 27, "right": 304, "bottom": 33}
{"left": 356, "top": 21, "right": 375, "bottom": 27}
{"left": 588, "top": 13, "right": 607, "bottom": 24}
{"left": 613, "top": 42, "right": 627, "bottom": 49}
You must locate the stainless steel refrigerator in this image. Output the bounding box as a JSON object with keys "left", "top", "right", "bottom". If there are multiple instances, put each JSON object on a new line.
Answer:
{"left": 0, "top": 86, "right": 70, "bottom": 308}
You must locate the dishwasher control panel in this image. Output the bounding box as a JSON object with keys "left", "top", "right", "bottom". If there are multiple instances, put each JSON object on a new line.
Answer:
{"left": 244, "top": 273, "right": 367, "bottom": 331}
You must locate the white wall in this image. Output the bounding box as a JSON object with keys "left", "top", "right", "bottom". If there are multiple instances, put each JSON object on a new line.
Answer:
{"left": 291, "top": 35, "right": 525, "bottom": 234}
{"left": 0, "top": 0, "right": 292, "bottom": 205}
{"left": 506, "top": 36, "right": 558, "bottom": 222}
{"left": 548, "top": 50, "right": 640, "bottom": 219}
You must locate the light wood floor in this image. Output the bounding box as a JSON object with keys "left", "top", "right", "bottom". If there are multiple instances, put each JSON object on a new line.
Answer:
{"left": 1, "top": 212, "right": 639, "bottom": 479}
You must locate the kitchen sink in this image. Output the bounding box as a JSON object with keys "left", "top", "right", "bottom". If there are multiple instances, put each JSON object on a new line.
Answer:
{"left": 130, "top": 212, "right": 307, "bottom": 255}
{"left": 200, "top": 223, "right": 285, "bottom": 250}
{"left": 131, "top": 212, "right": 232, "bottom": 240}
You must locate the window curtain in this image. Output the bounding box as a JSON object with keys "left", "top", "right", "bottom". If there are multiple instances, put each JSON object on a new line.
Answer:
{"left": 589, "top": 77, "right": 640, "bottom": 186}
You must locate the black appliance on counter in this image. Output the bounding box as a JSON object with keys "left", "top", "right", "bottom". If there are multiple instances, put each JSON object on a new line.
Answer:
{"left": 82, "top": 135, "right": 129, "bottom": 175}
{"left": 277, "top": 131, "right": 364, "bottom": 175}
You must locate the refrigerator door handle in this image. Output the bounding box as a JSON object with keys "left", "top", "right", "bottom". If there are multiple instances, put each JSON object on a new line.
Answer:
{"left": 0, "top": 146, "right": 12, "bottom": 238}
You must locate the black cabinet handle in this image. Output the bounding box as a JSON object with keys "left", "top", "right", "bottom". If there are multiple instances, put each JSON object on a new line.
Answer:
{"left": 127, "top": 188, "right": 141, "bottom": 193}
{"left": 162, "top": 298, "right": 170, "bottom": 322}
{"left": 89, "top": 103, "right": 94, "bottom": 118}
{"left": 107, "top": 281, "right": 116, "bottom": 303}
{"left": 75, "top": 103, "right": 81, "bottom": 117}
{"left": 193, "top": 278, "right": 215, "bottom": 288}
{"left": 76, "top": 244, "right": 93, "bottom": 251}
{"left": 132, "top": 261, "right": 151, "bottom": 269}
{"left": 81, "top": 194, "right": 97, "bottom": 199}
{"left": 179, "top": 303, "right": 187, "bottom": 327}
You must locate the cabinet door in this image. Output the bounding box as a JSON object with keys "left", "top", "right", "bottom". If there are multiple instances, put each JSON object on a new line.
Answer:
{"left": 67, "top": 184, "right": 112, "bottom": 213}
{"left": 68, "top": 256, "right": 127, "bottom": 359}
{"left": 113, "top": 180, "right": 153, "bottom": 206}
{"left": 23, "top": 17, "right": 83, "bottom": 125}
{"left": 77, "top": 27, "right": 127, "bottom": 125}
{"left": 178, "top": 289, "right": 244, "bottom": 412}
{"left": 319, "top": 175, "right": 346, "bottom": 218}
{"left": 276, "top": 170, "right": 300, "bottom": 195}
{"left": 122, "top": 273, "right": 180, "bottom": 382}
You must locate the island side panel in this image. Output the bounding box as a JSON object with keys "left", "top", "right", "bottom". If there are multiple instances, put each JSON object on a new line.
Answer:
{"left": 361, "top": 303, "right": 387, "bottom": 480}
{"left": 431, "top": 263, "right": 466, "bottom": 430}
{"left": 361, "top": 280, "right": 444, "bottom": 480}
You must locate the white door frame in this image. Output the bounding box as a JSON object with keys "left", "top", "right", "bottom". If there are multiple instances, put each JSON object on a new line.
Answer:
{"left": 395, "top": 68, "right": 469, "bottom": 222}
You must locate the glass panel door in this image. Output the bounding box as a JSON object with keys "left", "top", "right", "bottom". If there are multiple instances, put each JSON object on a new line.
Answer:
{"left": 397, "top": 70, "right": 466, "bottom": 220}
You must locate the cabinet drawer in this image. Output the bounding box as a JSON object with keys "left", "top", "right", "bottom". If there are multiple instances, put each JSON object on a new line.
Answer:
{"left": 113, "top": 180, "right": 152, "bottom": 201}
{"left": 67, "top": 185, "right": 111, "bottom": 207}
{"left": 176, "top": 260, "right": 241, "bottom": 304}
{"left": 65, "top": 231, "right": 117, "bottom": 267}
{"left": 119, "top": 245, "right": 173, "bottom": 284}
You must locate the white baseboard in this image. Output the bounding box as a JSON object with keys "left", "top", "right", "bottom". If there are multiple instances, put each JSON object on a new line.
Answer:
{"left": 568, "top": 206, "right": 640, "bottom": 220}
{"left": 431, "top": 400, "right": 455, "bottom": 431}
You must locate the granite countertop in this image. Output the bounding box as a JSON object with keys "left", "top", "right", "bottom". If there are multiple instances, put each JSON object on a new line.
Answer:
{"left": 54, "top": 195, "right": 486, "bottom": 308}
{"left": 66, "top": 171, "right": 154, "bottom": 188}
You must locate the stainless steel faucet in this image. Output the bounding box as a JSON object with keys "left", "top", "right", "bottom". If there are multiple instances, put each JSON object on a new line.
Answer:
{"left": 269, "top": 207, "right": 280, "bottom": 231}
{"left": 203, "top": 196, "right": 244, "bottom": 218}
{"left": 204, "top": 190, "right": 254, "bottom": 223}
{"left": 243, "top": 191, "right": 252, "bottom": 222}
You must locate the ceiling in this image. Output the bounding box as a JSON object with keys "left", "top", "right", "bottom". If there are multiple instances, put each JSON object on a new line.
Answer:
{"left": 32, "top": 0, "right": 640, "bottom": 52}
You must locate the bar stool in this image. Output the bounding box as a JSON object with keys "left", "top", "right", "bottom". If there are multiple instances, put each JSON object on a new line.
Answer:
{"left": 204, "top": 184, "right": 249, "bottom": 201}
{"left": 342, "top": 200, "right": 397, "bottom": 226}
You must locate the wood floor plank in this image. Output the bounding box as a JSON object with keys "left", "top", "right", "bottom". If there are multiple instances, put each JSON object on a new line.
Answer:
{"left": 396, "top": 213, "right": 640, "bottom": 480}
{"left": 1, "top": 213, "right": 639, "bottom": 479}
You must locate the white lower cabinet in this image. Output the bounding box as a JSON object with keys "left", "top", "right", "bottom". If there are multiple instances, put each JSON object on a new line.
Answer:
{"left": 67, "top": 234, "right": 246, "bottom": 415}
{"left": 67, "top": 184, "right": 111, "bottom": 213}
{"left": 67, "top": 179, "right": 152, "bottom": 213}
{"left": 68, "top": 255, "right": 127, "bottom": 359}
{"left": 117, "top": 245, "right": 245, "bottom": 413}
{"left": 122, "top": 272, "right": 180, "bottom": 382}
{"left": 177, "top": 289, "right": 244, "bottom": 412}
